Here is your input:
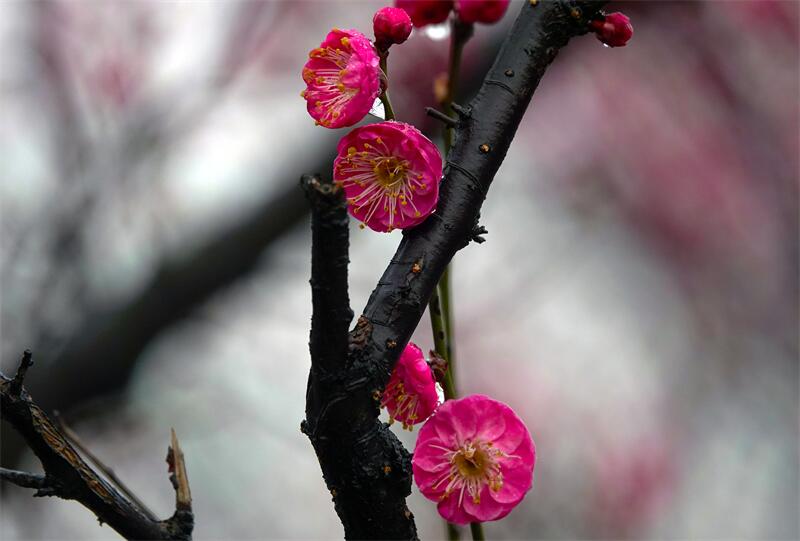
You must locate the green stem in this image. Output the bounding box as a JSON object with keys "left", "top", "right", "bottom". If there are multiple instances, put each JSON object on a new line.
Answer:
{"left": 447, "top": 523, "right": 461, "bottom": 541}
{"left": 431, "top": 18, "right": 474, "bottom": 541}
{"left": 440, "top": 265, "right": 455, "bottom": 374}
{"left": 378, "top": 52, "right": 396, "bottom": 121}
{"left": 442, "top": 19, "right": 473, "bottom": 153}
{"left": 470, "top": 522, "right": 485, "bottom": 541}
{"left": 428, "top": 290, "right": 456, "bottom": 400}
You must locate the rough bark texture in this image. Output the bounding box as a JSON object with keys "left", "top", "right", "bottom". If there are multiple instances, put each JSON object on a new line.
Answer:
{"left": 0, "top": 352, "right": 193, "bottom": 541}
{"left": 301, "top": 174, "right": 416, "bottom": 539}
{"left": 302, "top": 1, "right": 607, "bottom": 539}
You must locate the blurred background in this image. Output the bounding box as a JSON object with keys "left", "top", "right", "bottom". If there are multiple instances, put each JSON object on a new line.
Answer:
{"left": 1, "top": 1, "right": 797, "bottom": 539}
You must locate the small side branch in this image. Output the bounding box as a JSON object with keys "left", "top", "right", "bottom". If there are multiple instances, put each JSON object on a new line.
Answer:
{"left": 301, "top": 175, "right": 417, "bottom": 539}
{"left": 0, "top": 467, "right": 48, "bottom": 490}
{"left": 54, "top": 411, "right": 159, "bottom": 521}
{"left": 9, "top": 349, "right": 33, "bottom": 396}
{"left": 426, "top": 107, "right": 458, "bottom": 128}
{"left": 302, "top": 174, "right": 353, "bottom": 373}
{"left": 1, "top": 351, "right": 194, "bottom": 541}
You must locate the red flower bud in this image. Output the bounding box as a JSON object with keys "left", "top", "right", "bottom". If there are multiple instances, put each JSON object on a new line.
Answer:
{"left": 395, "top": 0, "right": 453, "bottom": 28}
{"left": 590, "top": 12, "right": 633, "bottom": 48}
{"left": 374, "top": 6, "right": 413, "bottom": 50}
{"left": 455, "top": 0, "right": 510, "bottom": 25}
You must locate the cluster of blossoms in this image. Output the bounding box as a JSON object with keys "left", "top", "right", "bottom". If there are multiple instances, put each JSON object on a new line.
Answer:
{"left": 301, "top": 0, "right": 633, "bottom": 527}
{"left": 379, "top": 342, "right": 536, "bottom": 524}
{"left": 301, "top": 4, "right": 443, "bottom": 232}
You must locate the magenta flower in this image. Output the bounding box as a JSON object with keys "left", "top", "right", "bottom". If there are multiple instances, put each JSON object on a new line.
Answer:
{"left": 456, "top": 0, "right": 510, "bottom": 25}
{"left": 381, "top": 342, "right": 439, "bottom": 429}
{"left": 374, "top": 7, "right": 413, "bottom": 51}
{"left": 302, "top": 29, "right": 381, "bottom": 129}
{"left": 395, "top": 0, "right": 453, "bottom": 28}
{"left": 333, "top": 121, "right": 442, "bottom": 232}
{"left": 413, "top": 395, "right": 536, "bottom": 524}
{"left": 589, "top": 12, "right": 634, "bottom": 48}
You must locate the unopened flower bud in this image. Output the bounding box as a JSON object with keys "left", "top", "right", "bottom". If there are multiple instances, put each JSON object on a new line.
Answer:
{"left": 374, "top": 7, "right": 413, "bottom": 51}
{"left": 589, "top": 12, "right": 633, "bottom": 48}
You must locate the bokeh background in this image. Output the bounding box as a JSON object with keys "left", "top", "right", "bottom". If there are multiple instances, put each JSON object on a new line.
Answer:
{"left": 1, "top": 1, "right": 798, "bottom": 539}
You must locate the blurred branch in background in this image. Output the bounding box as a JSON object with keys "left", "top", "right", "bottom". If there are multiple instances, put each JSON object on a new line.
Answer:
{"left": 1, "top": 0, "right": 502, "bottom": 468}
{"left": 2, "top": 1, "right": 324, "bottom": 465}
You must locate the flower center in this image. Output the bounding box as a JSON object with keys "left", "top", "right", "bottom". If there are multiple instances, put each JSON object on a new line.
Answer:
{"left": 373, "top": 156, "right": 407, "bottom": 189}
{"left": 336, "top": 138, "right": 428, "bottom": 230}
{"left": 430, "top": 439, "right": 512, "bottom": 505}
{"left": 453, "top": 444, "right": 489, "bottom": 478}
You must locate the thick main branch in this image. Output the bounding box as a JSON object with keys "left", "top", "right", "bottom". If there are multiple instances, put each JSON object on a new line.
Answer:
{"left": 303, "top": 1, "right": 607, "bottom": 538}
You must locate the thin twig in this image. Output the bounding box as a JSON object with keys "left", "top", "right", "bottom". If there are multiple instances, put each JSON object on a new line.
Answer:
{"left": 0, "top": 467, "right": 48, "bottom": 490}
{"left": 54, "top": 411, "right": 159, "bottom": 522}
{"left": 9, "top": 349, "right": 33, "bottom": 396}
{"left": 426, "top": 107, "right": 458, "bottom": 127}
{"left": 1, "top": 351, "right": 194, "bottom": 540}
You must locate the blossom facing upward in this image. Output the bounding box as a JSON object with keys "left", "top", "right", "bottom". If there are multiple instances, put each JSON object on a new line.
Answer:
{"left": 373, "top": 7, "right": 413, "bottom": 50}
{"left": 334, "top": 121, "right": 442, "bottom": 232}
{"left": 589, "top": 12, "right": 634, "bottom": 48}
{"left": 381, "top": 342, "right": 439, "bottom": 429}
{"left": 413, "top": 395, "right": 536, "bottom": 524}
{"left": 395, "top": 0, "right": 453, "bottom": 27}
{"left": 302, "top": 29, "right": 381, "bottom": 128}
{"left": 456, "top": 0, "right": 510, "bottom": 25}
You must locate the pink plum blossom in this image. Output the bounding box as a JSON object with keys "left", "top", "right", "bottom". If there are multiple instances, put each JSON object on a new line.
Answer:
{"left": 413, "top": 394, "right": 536, "bottom": 524}
{"left": 395, "top": 0, "right": 453, "bottom": 28}
{"left": 333, "top": 121, "right": 442, "bottom": 232}
{"left": 381, "top": 342, "right": 439, "bottom": 429}
{"left": 589, "top": 12, "right": 634, "bottom": 48}
{"left": 302, "top": 29, "right": 381, "bottom": 128}
{"left": 455, "top": 0, "right": 510, "bottom": 25}
{"left": 373, "top": 6, "right": 413, "bottom": 50}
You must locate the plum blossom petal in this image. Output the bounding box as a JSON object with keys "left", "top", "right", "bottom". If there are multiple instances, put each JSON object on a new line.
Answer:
{"left": 302, "top": 29, "right": 381, "bottom": 128}
{"left": 412, "top": 394, "right": 536, "bottom": 525}
{"left": 380, "top": 341, "right": 439, "bottom": 428}
{"left": 334, "top": 121, "right": 442, "bottom": 232}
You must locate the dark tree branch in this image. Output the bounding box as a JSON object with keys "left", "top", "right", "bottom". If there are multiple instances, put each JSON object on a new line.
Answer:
{"left": 303, "top": 174, "right": 354, "bottom": 372}
{"left": 3, "top": 148, "right": 341, "bottom": 468}
{"left": 53, "top": 411, "right": 159, "bottom": 522}
{"left": 1, "top": 351, "right": 193, "bottom": 541}
{"left": 302, "top": 175, "right": 416, "bottom": 539}
{"left": 364, "top": 0, "right": 606, "bottom": 375}
{"left": 0, "top": 467, "right": 48, "bottom": 490}
{"left": 303, "top": 1, "right": 607, "bottom": 538}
